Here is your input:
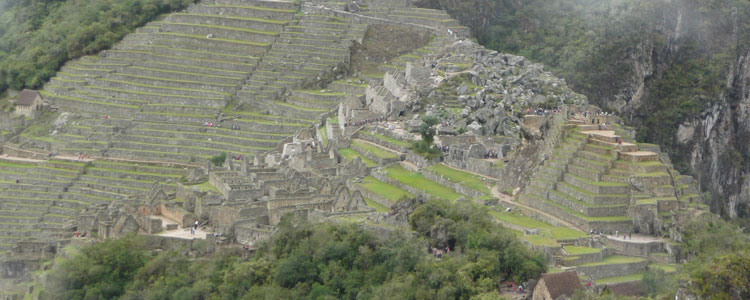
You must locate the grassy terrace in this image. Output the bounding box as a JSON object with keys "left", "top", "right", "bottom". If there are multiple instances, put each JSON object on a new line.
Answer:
{"left": 87, "top": 86, "right": 224, "bottom": 100}
{"left": 383, "top": 165, "right": 461, "bottom": 201}
{"left": 489, "top": 210, "right": 586, "bottom": 240}
{"left": 636, "top": 197, "right": 677, "bottom": 205}
{"left": 358, "top": 176, "right": 413, "bottom": 203}
{"left": 364, "top": 198, "right": 389, "bottom": 213}
{"left": 187, "top": 181, "right": 219, "bottom": 193}
{"left": 118, "top": 74, "right": 237, "bottom": 87}
{"left": 565, "top": 246, "right": 601, "bottom": 255}
{"left": 98, "top": 78, "right": 231, "bottom": 96}
{"left": 40, "top": 91, "right": 140, "bottom": 109}
{"left": 0, "top": 161, "right": 35, "bottom": 169}
{"left": 91, "top": 161, "right": 185, "bottom": 174}
{"left": 133, "top": 128, "right": 279, "bottom": 143}
{"left": 351, "top": 140, "right": 399, "bottom": 159}
{"left": 567, "top": 173, "right": 627, "bottom": 187}
{"left": 88, "top": 167, "right": 183, "bottom": 179}
{"left": 160, "top": 22, "right": 279, "bottom": 36}
{"left": 528, "top": 194, "right": 631, "bottom": 222}
{"left": 148, "top": 61, "right": 247, "bottom": 75}
{"left": 274, "top": 101, "right": 329, "bottom": 112}
{"left": 145, "top": 32, "right": 271, "bottom": 47}
{"left": 426, "top": 164, "right": 490, "bottom": 195}
{"left": 596, "top": 273, "right": 644, "bottom": 284}
{"left": 127, "top": 45, "right": 257, "bottom": 62}
{"left": 109, "top": 50, "right": 257, "bottom": 68}
{"left": 173, "top": 13, "right": 289, "bottom": 25}
{"left": 578, "top": 255, "right": 645, "bottom": 267}
{"left": 338, "top": 148, "right": 376, "bottom": 167}
{"left": 359, "top": 131, "right": 411, "bottom": 148}
{"left": 204, "top": 4, "right": 297, "bottom": 13}
{"left": 127, "top": 66, "right": 243, "bottom": 80}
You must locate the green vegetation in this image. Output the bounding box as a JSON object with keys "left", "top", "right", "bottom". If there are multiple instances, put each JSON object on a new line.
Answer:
{"left": 426, "top": 164, "right": 490, "bottom": 195}
{"left": 337, "top": 148, "right": 376, "bottom": 167}
{"left": 578, "top": 255, "right": 644, "bottom": 267}
{"left": 489, "top": 210, "right": 586, "bottom": 241}
{"left": 0, "top": 0, "right": 198, "bottom": 94}
{"left": 384, "top": 165, "right": 462, "bottom": 201}
{"left": 357, "top": 176, "right": 414, "bottom": 203}
{"left": 210, "top": 152, "right": 227, "bottom": 167}
{"left": 42, "top": 200, "right": 546, "bottom": 299}
{"left": 351, "top": 140, "right": 399, "bottom": 159}
{"left": 411, "top": 115, "right": 441, "bottom": 159}
{"left": 364, "top": 198, "right": 389, "bottom": 212}
{"left": 187, "top": 181, "right": 219, "bottom": 193}
{"left": 564, "top": 246, "right": 600, "bottom": 255}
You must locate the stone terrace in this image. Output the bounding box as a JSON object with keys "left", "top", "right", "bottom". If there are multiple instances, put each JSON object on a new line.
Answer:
{"left": 42, "top": 0, "right": 307, "bottom": 163}
{"left": 519, "top": 116, "right": 703, "bottom": 235}
{"left": 0, "top": 158, "right": 187, "bottom": 248}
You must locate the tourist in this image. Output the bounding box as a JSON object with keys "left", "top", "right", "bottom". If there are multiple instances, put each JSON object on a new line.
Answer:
{"left": 629, "top": 232, "right": 632, "bottom": 240}
{"left": 194, "top": 219, "right": 199, "bottom": 230}
{"left": 519, "top": 285, "right": 523, "bottom": 293}
{"left": 615, "top": 230, "right": 618, "bottom": 238}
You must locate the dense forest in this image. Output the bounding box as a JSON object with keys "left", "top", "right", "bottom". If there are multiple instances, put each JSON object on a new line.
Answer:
{"left": 40, "top": 200, "right": 547, "bottom": 300}
{"left": 38, "top": 200, "right": 750, "bottom": 300}
{"left": 0, "top": 0, "right": 197, "bottom": 96}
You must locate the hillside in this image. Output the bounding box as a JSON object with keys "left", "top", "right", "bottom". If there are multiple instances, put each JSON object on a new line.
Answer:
{"left": 0, "top": 0, "right": 198, "bottom": 95}
{"left": 419, "top": 0, "right": 750, "bottom": 219}
{"left": 0, "top": 0, "right": 747, "bottom": 298}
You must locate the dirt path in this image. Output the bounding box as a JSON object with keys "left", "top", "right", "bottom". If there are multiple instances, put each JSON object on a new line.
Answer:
{"left": 0, "top": 154, "right": 44, "bottom": 163}
{"left": 490, "top": 186, "right": 581, "bottom": 232}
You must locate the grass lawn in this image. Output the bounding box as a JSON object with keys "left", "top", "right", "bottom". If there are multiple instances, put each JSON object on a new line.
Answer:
{"left": 352, "top": 140, "right": 399, "bottom": 159}
{"left": 564, "top": 246, "right": 601, "bottom": 255}
{"left": 320, "top": 124, "right": 328, "bottom": 147}
{"left": 579, "top": 255, "right": 645, "bottom": 267}
{"left": 596, "top": 273, "right": 644, "bottom": 284}
{"left": 649, "top": 263, "right": 678, "bottom": 273}
{"left": 358, "top": 176, "right": 413, "bottom": 202}
{"left": 360, "top": 131, "right": 411, "bottom": 148}
{"left": 0, "top": 161, "right": 36, "bottom": 169}
{"left": 489, "top": 210, "right": 587, "bottom": 240}
{"left": 187, "top": 181, "right": 219, "bottom": 193}
{"left": 426, "top": 164, "right": 490, "bottom": 195}
{"left": 384, "top": 165, "right": 461, "bottom": 201}
{"left": 364, "top": 198, "right": 389, "bottom": 213}
{"left": 339, "top": 148, "right": 376, "bottom": 167}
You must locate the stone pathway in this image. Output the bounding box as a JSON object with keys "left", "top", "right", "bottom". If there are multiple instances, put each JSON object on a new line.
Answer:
{"left": 0, "top": 154, "right": 43, "bottom": 163}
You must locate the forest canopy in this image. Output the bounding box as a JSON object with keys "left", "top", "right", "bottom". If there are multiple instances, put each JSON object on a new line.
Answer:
{"left": 0, "top": 0, "right": 197, "bottom": 95}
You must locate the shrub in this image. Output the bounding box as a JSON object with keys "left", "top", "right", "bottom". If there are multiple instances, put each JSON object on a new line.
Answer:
{"left": 210, "top": 152, "right": 227, "bottom": 166}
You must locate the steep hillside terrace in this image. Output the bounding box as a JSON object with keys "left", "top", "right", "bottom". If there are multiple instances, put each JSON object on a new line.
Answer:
{"left": 0, "top": 158, "right": 187, "bottom": 249}
{"left": 518, "top": 116, "right": 704, "bottom": 235}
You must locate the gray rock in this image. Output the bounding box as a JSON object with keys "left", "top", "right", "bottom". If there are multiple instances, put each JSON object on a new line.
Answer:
{"left": 457, "top": 82, "right": 468, "bottom": 95}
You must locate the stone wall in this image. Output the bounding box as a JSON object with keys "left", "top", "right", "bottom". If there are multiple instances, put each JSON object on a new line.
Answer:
{"left": 575, "top": 259, "right": 648, "bottom": 279}
{"left": 156, "top": 203, "right": 195, "bottom": 228}
{"left": 421, "top": 168, "right": 485, "bottom": 198}
{"left": 404, "top": 150, "right": 439, "bottom": 169}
